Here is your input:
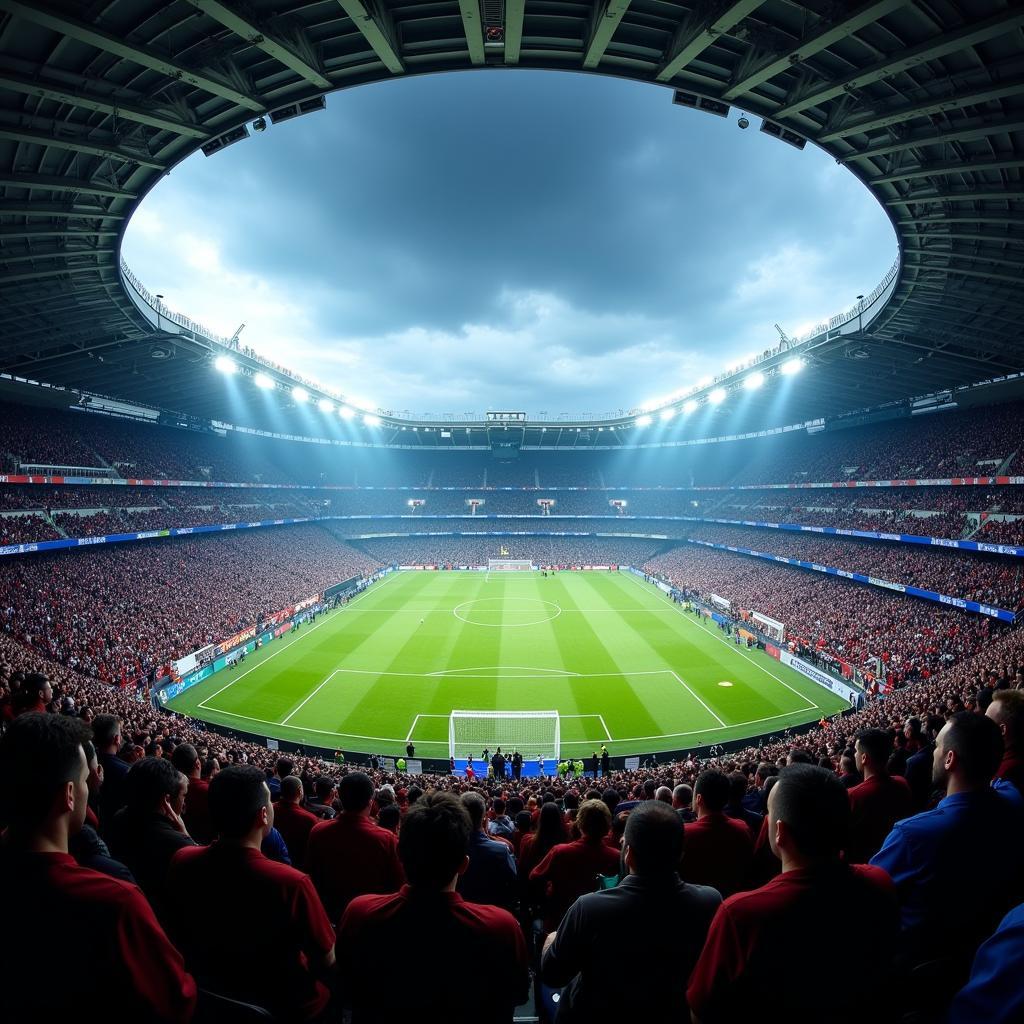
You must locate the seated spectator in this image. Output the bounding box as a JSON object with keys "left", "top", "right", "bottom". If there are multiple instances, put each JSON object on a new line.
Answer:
{"left": 846, "top": 728, "right": 912, "bottom": 864}
{"left": 487, "top": 796, "right": 514, "bottom": 838}
{"left": 107, "top": 756, "right": 196, "bottom": 914}
{"left": 531, "top": 798, "right": 620, "bottom": 930}
{"left": 871, "top": 712, "right": 1024, "bottom": 972}
{"left": 837, "top": 751, "right": 862, "bottom": 790}
{"left": 518, "top": 800, "right": 569, "bottom": 892}
{"left": 92, "top": 712, "right": 130, "bottom": 823}
{"left": 903, "top": 716, "right": 937, "bottom": 812}
{"left": 12, "top": 672, "right": 50, "bottom": 716}
{"left": 305, "top": 771, "right": 404, "bottom": 924}
{"left": 0, "top": 713, "right": 196, "bottom": 1022}
{"left": 457, "top": 791, "right": 517, "bottom": 909}
{"left": 948, "top": 902, "right": 1024, "bottom": 1024}
{"left": 170, "top": 742, "right": 212, "bottom": 844}
{"left": 688, "top": 765, "right": 899, "bottom": 1023}
{"left": 377, "top": 802, "right": 401, "bottom": 834}
{"left": 338, "top": 791, "right": 529, "bottom": 1023}
{"left": 673, "top": 783, "right": 696, "bottom": 822}
{"left": 741, "top": 763, "right": 775, "bottom": 815}
{"left": 165, "top": 765, "right": 335, "bottom": 1021}
{"left": 305, "top": 776, "right": 337, "bottom": 819}
{"left": 987, "top": 689, "right": 1024, "bottom": 794}
{"left": 273, "top": 775, "right": 319, "bottom": 869}
{"left": 541, "top": 802, "right": 720, "bottom": 1021}
{"left": 680, "top": 770, "right": 753, "bottom": 897}
{"left": 725, "top": 771, "right": 763, "bottom": 836}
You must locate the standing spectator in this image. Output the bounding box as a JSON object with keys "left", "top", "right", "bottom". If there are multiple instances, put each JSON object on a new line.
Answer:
{"left": 107, "top": 756, "right": 196, "bottom": 915}
{"left": 724, "top": 772, "right": 763, "bottom": 836}
{"left": 305, "top": 771, "right": 404, "bottom": 925}
{"left": 541, "top": 802, "right": 720, "bottom": 1020}
{"left": 680, "top": 770, "right": 753, "bottom": 897}
{"left": 987, "top": 689, "right": 1024, "bottom": 794}
{"left": 0, "top": 713, "right": 196, "bottom": 1022}
{"left": 305, "top": 776, "right": 337, "bottom": 820}
{"left": 165, "top": 765, "right": 335, "bottom": 1021}
{"left": 846, "top": 728, "right": 912, "bottom": 864}
{"left": 457, "top": 791, "right": 517, "bottom": 910}
{"left": 92, "top": 713, "right": 130, "bottom": 823}
{"left": 871, "top": 712, "right": 1024, "bottom": 972}
{"left": 273, "top": 776, "right": 319, "bottom": 870}
{"left": 672, "top": 783, "right": 696, "bottom": 823}
{"left": 688, "top": 766, "right": 898, "bottom": 1023}
{"left": 170, "top": 743, "right": 212, "bottom": 844}
{"left": 337, "top": 791, "right": 529, "bottom": 1023}
{"left": 903, "top": 716, "right": 936, "bottom": 811}
{"left": 600, "top": 745, "right": 610, "bottom": 777}
{"left": 530, "top": 798, "right": 620, "bottom": 931}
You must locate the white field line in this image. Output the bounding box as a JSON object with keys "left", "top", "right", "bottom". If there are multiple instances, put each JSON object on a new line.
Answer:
{"left": 281, "top": 670, "right": 338, "bottom": 726}
{"left": 197, "top": 570, "right": 403, "bottom": 711}
{"left": 598, "top": 714, "right": 611, "bottom": 740}
{"left": 621, "top": 572, "right": 819, "bottom": 711}
{"left": 670, "top": 670, "right": 726, "bottom": 727}
{"left": 405, "top": 714, "right": 420, "bottom": 742}
{"left": 426, "top": 666, "right": 581, "bottom": 677}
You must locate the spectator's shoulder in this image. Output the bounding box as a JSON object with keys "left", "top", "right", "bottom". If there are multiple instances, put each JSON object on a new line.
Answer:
{"left": 851, "top": 862, "right": 896, "bottom": 895}
{"left": 169, "top": 843, "right": 204, "bottom": 869}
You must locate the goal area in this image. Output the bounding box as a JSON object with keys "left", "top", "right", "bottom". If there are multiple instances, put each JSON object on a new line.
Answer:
{"left": 488, "top": 559, "right": 534, "bottom": 571}
{"left": 449, "top": 710, "right": 560, "bottom": 759}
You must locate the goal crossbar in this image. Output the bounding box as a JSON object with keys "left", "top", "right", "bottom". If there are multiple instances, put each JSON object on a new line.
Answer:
{"left": 449, "top": 710, "right": 560, "bottom": 760}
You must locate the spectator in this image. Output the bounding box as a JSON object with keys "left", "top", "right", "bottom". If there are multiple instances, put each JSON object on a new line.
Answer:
{"left": 541, "top": 802, "right": 720, "bottom": 1020}
{"left": 948, "top": 902, "right": 1024, "bottom": 1024}
{"left": 903, "top": 716, "right": 937, "bottom": 812}
{"left": 457, "top": 791, "right": 517, "bottom": 910}
{"left": 531, "top": 798, "right": 620, "bottom": 931}
{"left": 871, "top": 712, "right": 1024, "bottom": 972}
{"left": 846, "top": 728, "right": 912, "bottom": 864}
{"left": 837, "top": 751, "right": 862, "bottom": 789}
{"left": 680, "top": 770, "right": 753, "bottom": 897}
{"left": 724, "top": 771, "right": 763, "bottom": 836}
{"left": 337, "top": 791, "right": 529, "bottom": 1023}
{"left": 688, "top": 765, "right": 899, "bottom": 1023}
{"left": 170, "top": 742, "right": 212, "bottom": 844}
{"left": 92, "top": 712, "right": 130, "bottom": 823}
{"left": 0, "top": 713, "right": 196, "bottom": 1022}
{"left": 165, "top": 765, "right": 335, "bottom": 1021}
{"left": 673, "top": 783, "right": 696, "bottom": 822}
{"left": 518, "top": 799, "right": 569, "bottom": 890}
{"left": 107, "top": 756, "right": 196, "bottom": 915}
{"left": 987, "top": 689, "right": 1024, "bottom": 794}
{"left": 306, "top": 776, "right": 337, "bottom": 820}
{"left": 273, "top": 775, "right": 319, "bottom": 869}
{"left": 305, "top": 770, "right": 404, "bottom": 924}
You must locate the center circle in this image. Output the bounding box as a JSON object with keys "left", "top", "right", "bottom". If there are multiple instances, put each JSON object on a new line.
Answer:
{"left": 453, "top": 597, "right": 562, "bottom": 627}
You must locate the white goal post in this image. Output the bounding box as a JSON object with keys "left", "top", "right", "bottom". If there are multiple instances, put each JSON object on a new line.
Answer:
{"left": 751, "top": 609, "right": 785, "bottom": 643}
{"left": 488, "top": 559, "right": 535, "bottom": 571}
{"left": 449, "top": 710, "right": 560, "bottom": 760}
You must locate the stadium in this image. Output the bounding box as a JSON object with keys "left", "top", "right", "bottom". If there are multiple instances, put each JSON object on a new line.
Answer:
{"left": 1, "top": 2, "right": 1023, "bottom": 1022}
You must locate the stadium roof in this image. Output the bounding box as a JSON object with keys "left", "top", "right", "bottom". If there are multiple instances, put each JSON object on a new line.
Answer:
{"left": 0, "top": 0, "right": 1022, "bottom": 447}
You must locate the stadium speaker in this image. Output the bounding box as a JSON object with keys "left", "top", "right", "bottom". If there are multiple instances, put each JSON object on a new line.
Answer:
{"left": 672, "top": 91, "right": 730, "bottom": 118}
{"left": 201, "top": 125, "right": 250, "bottom": 157}
{"left": 269, "top": 96, "right": 327, "bottom": 125}
{"left": 759, "top": 119, "right": 807, "bottom": 150}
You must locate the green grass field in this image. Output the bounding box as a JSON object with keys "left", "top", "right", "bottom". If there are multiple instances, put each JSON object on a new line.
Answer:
{"left": 167, "top": 570, "right": 848, "bottom": 758}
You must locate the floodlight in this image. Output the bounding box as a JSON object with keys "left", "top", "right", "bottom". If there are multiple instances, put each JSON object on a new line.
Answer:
{"left": 744, "top": 371, "right": 765, "bottom": 391}
{"left": 318, "top": 398, "right": 334, "bottom": 413}
{"left": 292, "top": 386, "right": 308, "bottom": 403}
{"left": 363, "top": 413, "right": 381, "bottom": 426}
{"left": 635, "top": 414, "right": 653, "bottom": 427}
{"left": 698, "top": 375, "right": 713, "bottom": 388}
{"left": 781, "top": 357, "right": 805, "bottom": 376}
{"left": 683, "top": 399, "right": 699, "bottom": 414}
{"left": 253, "top": 372, "right": 273, "bottom": 390}
{"left": 214, "top": 355, "right": 237, "bottom": 375}
{"left": 339, "top": 405, "right": 355, "bottom": 420}
{"left": 708, "top": 388, "right": 727, "bottom": 405}
{"left": 660, "top": 408, "right": 675, "bottom": 421}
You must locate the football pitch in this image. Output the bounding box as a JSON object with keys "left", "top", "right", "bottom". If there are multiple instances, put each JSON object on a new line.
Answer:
{"left": 167, "top": 570, "right": 848, "bottom": 759}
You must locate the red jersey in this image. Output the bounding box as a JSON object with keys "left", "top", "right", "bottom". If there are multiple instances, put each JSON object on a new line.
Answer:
{"left": 305, "top": 811, "right": 405, "bottom": 923}
{"left": 0, "top": 850, "right": 195, "bottom": 1023}
{"left": 530, "top": 837, "right": 620, "bottom": 930}
{"left": 166, "top": 843, "right": 334, "bottom": 1021}
{"left": 680, "top": 812, "right": 753, "bottom": 896}
{"left": 846, "top": 773, "right": 913, "bottom": 864}
{"left": 272, "top": 800, "right": 320, "bottom": 869}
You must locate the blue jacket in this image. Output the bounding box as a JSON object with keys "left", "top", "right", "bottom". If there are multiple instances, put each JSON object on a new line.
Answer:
{"left": 948, "top": 902, "right": 1024, "bottom": 1024}
{"left": 457, "top": 830, "right": 516, "bottom": 910}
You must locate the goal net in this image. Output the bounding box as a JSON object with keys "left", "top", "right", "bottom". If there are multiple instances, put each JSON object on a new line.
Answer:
{"left": 751, "top": 609, "right": 785, "bottom": 643}
{"left": 449, "top": 710, "right": 560, "bottom": 759}
{"left": 488, "top": 559, "right": 534, "bottom": 571}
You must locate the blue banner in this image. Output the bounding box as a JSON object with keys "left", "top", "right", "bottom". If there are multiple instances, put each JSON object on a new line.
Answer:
{"left": 686, "top": 538, "right": 1016, "bottom": 623}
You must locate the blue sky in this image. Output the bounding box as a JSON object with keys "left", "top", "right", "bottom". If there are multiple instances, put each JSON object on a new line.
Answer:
{"left": 124, "top": 71, "right": 896, "bottom": 418}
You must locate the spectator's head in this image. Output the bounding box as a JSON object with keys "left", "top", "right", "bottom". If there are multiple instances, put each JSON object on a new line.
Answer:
{"left": 460, "top": 791, "right": 486, "bottom": 831}
{"left": 672, "top": 783, "right": 692, "bottom": 810}
{"left": 576, "top": 798, "right": 612, "bottom": 840}
{"left": 768, "top": 764, "right": 849, "bottom": 866}
{"left": 91, "top": 713, "right": 121, "bottom": 754}
{"left": 313, "top": 776, "right": 336, "bottom": 805}
{"left": 13, "top": 672, "right": 51, "bottom": 712}
{"left": 642, "top": 779, "right": 657, "bottom": 800}
{"left": 0, "top": 713, "right": 91, "bottom": 843}
{"left": 727, "top": 772, "right": 749, "bottom": 805}
{"left": 398, "top": 791, "right": 471, "bottom": 889}
{"left": 377, "top": 803, "right": 401, "bottom": 835}
{"left": 601, "top": 788, "right": 619, "bottom": 814}
{"left": 209, "top": 765, "right": 273, "bottom": 841}
{"left": 624, "top": 801, "right": 684, "bottom": 877}
{"left": 274, "top": 757, "right": 294, "bottom": 780}
{"left": 932, "top": 711, "right": 1003, "bottom": 793}
{"left": 786, "top": 747, "right": 815, "bottom": 766}
{"left": 338, "top": 771, "right": 374, "bottom": 813}
{"left": 987, "top": 690, "right": 1024, "bottom": 754}
{"left": 123, "top": 756, "right": 187, "bottom": 817}
{"left": 694, "top": 770, "right": 730, "bottom": 816}
{"left": 755, "top": 762, "right": 776, "bottom": 786}
{"left": 170, "top": 742, "right": 200, "bottom": 780}
{"left": 854, "top": 728, "right": 893, "bottom": 778}
{"left": 82, "top": 739, "right": 102, "bottom": 796}
{"left": 654, "top": 786, "right": 673, "bottom": 805}
{"left": 279, "top": 775, "right": 303, "bottom": 804}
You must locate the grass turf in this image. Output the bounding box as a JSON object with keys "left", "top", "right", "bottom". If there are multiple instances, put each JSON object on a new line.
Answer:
{"left": 167, "top": 570, "right": 848, "bottom": 759}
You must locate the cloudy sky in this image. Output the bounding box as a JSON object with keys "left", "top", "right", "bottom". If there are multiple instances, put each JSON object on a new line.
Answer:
{"left": 124, "top": 71, "right": 896, "bottom": 418}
